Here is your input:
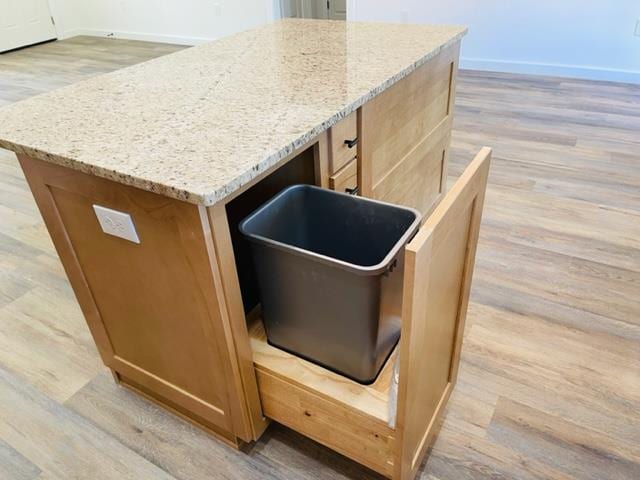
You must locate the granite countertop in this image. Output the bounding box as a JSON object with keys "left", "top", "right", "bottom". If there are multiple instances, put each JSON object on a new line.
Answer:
{"left": 0, "top": 19, "right": 466, "bottom": 206}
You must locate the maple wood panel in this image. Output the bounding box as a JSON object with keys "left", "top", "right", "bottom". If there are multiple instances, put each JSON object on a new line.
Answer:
{"left": 18, "top": 155, "right": 250, "bottom": 441}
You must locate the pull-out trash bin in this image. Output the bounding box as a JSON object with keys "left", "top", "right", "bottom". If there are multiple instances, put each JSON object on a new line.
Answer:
{"left": 239, "top": 184, "right": 421, "bottom": 384}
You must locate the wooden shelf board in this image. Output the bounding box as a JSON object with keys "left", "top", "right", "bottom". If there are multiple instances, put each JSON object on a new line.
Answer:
{"left": 248, "top": 316, "right": 395, "bottom": 425}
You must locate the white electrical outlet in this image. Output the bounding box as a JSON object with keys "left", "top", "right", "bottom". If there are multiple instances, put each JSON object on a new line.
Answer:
{"left": 93, "top": 205, "right": 140, "bottom": 244}
{"left": 635, "top": 19, "right": 640, "bottom": 36}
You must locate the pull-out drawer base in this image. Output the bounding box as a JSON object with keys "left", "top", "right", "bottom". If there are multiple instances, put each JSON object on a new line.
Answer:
{"left": 256, "top": 370, "right": 396, "bottom": 476}
{"left": 250, "top": 317, "right": 396, "bottom": 477}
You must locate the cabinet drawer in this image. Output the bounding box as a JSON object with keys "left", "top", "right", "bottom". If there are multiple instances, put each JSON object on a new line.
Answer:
{"left": 329, "top": 157, "right": 357, "bottom": 194}
{"left": 250, "top": 148, "right": 492, "bottom": 480}
{"left": 328, "top": 111, "right": 358, "bottom": 174}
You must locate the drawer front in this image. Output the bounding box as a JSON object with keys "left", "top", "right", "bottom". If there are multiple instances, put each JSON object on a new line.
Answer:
{"left": 329, "top": 157, "right": 357, "bottom": 194}
{"left": 255, "top": 368, "right": 396, "bottom": 477}
{"left": 328, "top": 111, "right": 358, "bottom": 174}
{"left": 249, "top": 315, "right": 397, "bottom": 478}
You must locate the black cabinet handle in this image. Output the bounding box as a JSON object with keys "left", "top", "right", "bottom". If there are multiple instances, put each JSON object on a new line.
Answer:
{"left": 344, "top": 137, "right": 358, "bottom": 149}
{"left": 345, "top": 186, "right": 359, "bottom": 195}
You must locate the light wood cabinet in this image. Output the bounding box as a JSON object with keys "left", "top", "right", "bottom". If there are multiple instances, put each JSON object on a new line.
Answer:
{"left": 360, "top": 42, "right": 460, "bottom": 215}
{"left": 18, "top": 156, "right": 254, "bottom": 445}
{"left": 329, "top": 157, "right": 357, "bottom": 194}
{"left": 16, "top": 39, "right": 491, "bottom": 479}
{"left": 328, "top": 110, "right": 358, "bottom": 175}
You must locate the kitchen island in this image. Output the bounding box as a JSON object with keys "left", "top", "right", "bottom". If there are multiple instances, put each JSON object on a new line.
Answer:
{"left": 0, "top": 19, "right": 490, "bottom": 480}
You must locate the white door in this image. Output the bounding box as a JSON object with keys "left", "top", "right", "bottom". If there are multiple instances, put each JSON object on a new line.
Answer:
{"left": 280, "top": 0, "right": 346, "bottom": 20}
{"left": 0, "top": 0, "right": 57, "bottom": 53}
{"left": 328, "top": 0, "right": 346, "bottom": 20}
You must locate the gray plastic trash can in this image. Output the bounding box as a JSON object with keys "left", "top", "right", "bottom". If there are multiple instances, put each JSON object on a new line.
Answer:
{"left": 239, "top": 184, "right": 421, "bottom": 384}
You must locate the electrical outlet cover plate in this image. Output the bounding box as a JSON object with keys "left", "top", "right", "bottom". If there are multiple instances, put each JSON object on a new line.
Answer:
{"left": 93, "top": 204, "right": 140, "bottom": 244}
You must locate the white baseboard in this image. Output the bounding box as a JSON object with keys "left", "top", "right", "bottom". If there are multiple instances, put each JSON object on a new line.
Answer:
{"left": 60, "top": 29, "right": 213, "bottom": 46}
{"left": 461, "top": 57, "right": 640, "bottom": 85}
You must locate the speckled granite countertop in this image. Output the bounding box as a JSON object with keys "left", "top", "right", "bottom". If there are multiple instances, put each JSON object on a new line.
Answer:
{"left": 0, "top": 19, "right": 466, "bottom": 206}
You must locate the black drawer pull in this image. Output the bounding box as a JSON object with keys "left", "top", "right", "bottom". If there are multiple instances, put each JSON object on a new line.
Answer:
{"left": 344, "top": 137, "right": 358, "bottom": 149}
{"left": 345, "top": 186, "right": 359, "bottom": 195}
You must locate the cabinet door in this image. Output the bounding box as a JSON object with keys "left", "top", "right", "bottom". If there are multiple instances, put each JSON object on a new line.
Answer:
{"left": 18, "top": 155, "right": 251, "bottom": 442}
{"left": 395, "top": 147, "right": 491, "bottom": 479}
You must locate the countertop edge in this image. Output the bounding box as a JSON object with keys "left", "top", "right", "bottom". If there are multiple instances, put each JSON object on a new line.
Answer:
{"left": 1, "top": 28, "right": 467, "bottom": 207}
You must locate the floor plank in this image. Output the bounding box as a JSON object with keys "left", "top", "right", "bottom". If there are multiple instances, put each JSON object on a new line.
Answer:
{"left": 66, "top": 371, "right": 303, "bottom": 480}
{"left": 250, "top": 424, "right": 386, "bottom": 480}
{"left": 487, "top": 398, "right": 640, "bottom": 480}
{"left": 0, "top": 439, "right": 41, "bottom": 480}
{"left": 0, "top": 366, "right": 176, "bottom": 480}
{"left": 0, "top": 284, "right": 102, "bottom": 403}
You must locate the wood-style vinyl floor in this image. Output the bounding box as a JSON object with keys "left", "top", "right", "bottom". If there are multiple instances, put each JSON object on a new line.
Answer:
{"left": 1, "top": 36, "right": 639, "bottom": 480}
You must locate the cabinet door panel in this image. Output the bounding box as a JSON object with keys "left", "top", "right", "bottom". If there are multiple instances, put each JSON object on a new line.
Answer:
{"left": 18, "top": 155, "right": 249, "bottom": 441}
{"left": 360, "top": 41, "right": 460, "bottom": 215}
{"left": 372, "top": 123, "right": 450, "bottom": 216}
{"left": 395, "top": 147, "right": 491, "bottom": 479}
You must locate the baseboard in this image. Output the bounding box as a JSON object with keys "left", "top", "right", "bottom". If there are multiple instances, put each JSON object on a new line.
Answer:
{"left": 460, "top": 57, "right": 640, "bottom": 85}
{"left": 59, "top": 28, "right": 214, "bottom": 46}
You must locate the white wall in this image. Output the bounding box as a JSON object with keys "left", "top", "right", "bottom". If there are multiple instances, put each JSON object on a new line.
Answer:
{"left": 349, "top": 1, "right": 640, "bottom": 84}
{"left": 48, "top": 0, "right": 274, "bottom": 45}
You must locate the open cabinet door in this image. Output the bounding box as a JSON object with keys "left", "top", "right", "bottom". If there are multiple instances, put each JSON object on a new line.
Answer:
{"left": 394, "top": 147, "right": 491, "bottom": 479}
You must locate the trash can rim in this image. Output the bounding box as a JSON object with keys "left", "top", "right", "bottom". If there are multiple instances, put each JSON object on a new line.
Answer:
{"left": 239, "top": 184, "right": 422, "bottom": 276}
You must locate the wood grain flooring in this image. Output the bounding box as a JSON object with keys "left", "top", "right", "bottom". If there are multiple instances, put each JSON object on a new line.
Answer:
{"left": 0, "top": 36, "right": 638, "bottom": 479}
